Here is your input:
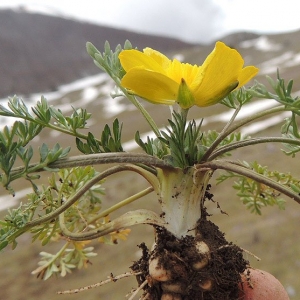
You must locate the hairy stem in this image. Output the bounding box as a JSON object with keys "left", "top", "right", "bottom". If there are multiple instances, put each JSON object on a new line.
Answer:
{"left": 88, "top": 186, "right": 154, "bottom": 223}
{"left": 10, "top": 152, "right": 170, "bottom": 178}
{"left": 0, "top": 110, "right": 89, "bottom": 141}
{"left": 201, "top": 103, "right": 242, "bottom": 161}
{"left": 117, "top": 82, "right": 161, "bottom": 138}
{"left": 201, "top": 105, "right": 289, "bottom": 162}
{"left": 209, "top": 136, "right": 300, "bottom": 160}
{"left": 9, "top": 164, "right": 160, "bottom": 241}
{"left": 198, "top": 160, "right": 300, "bottom": 204}
{"left": 59, "top": 209, "right": 163, "bottom": 240}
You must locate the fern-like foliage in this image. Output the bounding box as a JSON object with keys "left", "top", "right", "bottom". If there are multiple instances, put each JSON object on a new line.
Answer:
{"left": 135, "top": 132, "right": 167, "bottom": 159}
{"left": 158, "top": 112, "right": 204, "bottom": 168}
{"left": 0, "top": 167, "right": 104, "bottom": 250}
{"left": 221, "top": 86, "right": 254, "bottom": 109}
{"left": 76, "top": 119, "right": 123, "bottom": 154}
{"left": 86, "top": 40, "right": 133, "bottom": 81}
{"left": 217, "top": 161, "right": 300, "bottom": 214}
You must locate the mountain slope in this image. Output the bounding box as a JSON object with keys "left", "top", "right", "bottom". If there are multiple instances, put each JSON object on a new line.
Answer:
{"left": 0, "top": 9, "right": 196, "bottom": 98}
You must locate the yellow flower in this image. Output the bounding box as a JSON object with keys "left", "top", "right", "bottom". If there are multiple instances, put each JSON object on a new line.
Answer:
{"left": 119, "top": 41, "right": 259, "bottom": 109}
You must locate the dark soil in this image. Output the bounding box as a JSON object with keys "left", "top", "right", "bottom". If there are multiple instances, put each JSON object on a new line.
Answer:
{"left": 131, "top": 215, "right": 248, "bottom": 300}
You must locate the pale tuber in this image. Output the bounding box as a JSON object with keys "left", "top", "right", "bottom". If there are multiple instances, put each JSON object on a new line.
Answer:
{"left": 149, "top": 257, "right": 172, "bottom": 282}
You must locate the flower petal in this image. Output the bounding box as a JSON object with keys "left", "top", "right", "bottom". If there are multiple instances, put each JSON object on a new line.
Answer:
{"left": 193, "top": 41, "right": 245, "bottom": 106}
{"left": 121, "top": 68, "right": 179, "bottom": 105}
{"left": 167, "top": 60, "right": 202, "bottom": 89}
{"left": 119, "top": 49, "right": 166, "bottom": 73}
{"left": 118, "top": 42, "right": 258, "bottom": 109}
{"left": 143, "top": 48, "right": 171, "bottom": 69}
{"left": 237, "top": 66, "right": 259, "bottom": 88}
{"left": 196, "top": 81, "right": 239, "bottom": 107}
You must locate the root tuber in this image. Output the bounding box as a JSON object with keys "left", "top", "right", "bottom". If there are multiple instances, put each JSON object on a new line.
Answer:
{"left": 239, "top": 268, "right": 290, "bottom": 300}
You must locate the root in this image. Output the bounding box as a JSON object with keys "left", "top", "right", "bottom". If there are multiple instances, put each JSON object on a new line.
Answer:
{"left": 127, "top": 279, "right": 148, "bottom": 300}
{"left": 240, "top": 247, "right": 261, "bottom": 261}
{"left": 131, "top": 219, "right": 249, "bottom": 300}
{"left": 57, "top": 271, "right": 142, "bottom": 295}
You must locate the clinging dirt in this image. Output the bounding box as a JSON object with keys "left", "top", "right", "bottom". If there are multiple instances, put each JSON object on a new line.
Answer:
{"left": 131, "top": 216, "right": 249, "bottom": 300}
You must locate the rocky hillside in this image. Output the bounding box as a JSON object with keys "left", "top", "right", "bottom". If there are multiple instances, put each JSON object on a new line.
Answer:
{"left": 3, "top": 8, "right": 299, "bottom": 100}
{"left": 0, "top": 9, "right": 196, "bottom": 98}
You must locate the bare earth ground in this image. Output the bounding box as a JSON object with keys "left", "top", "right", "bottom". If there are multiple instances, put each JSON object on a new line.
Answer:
{"left": 1, "top": 92, "right": 300, "bottom": 299}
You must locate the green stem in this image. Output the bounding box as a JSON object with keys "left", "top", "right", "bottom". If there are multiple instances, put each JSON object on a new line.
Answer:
{"left": 201, "top": 105, "right": 289, "bottom": 162}
{"left": 201, "top": 103, "right": 242, "bottom": 162}
{"left": 209, "top": 137, "right": 300, "bottom": 160}
{"left": 223, "top": 105, "right": 288, "bottom": 135}
{"left": 177, "top": 107, "right": 189, "bottom": 123}
{"left": 10, "top": 152, "right": 170, "bottom": 179}
{"left": 9, "top": 164, "right": 160, "bottom": 241}
{"left": 198, "top": 160, "right": 300, "bottom": 204}
{"left": 0, "top": 111, "right": 90, "bottom": 141}
{"left": 88, "top": 187, "right": 154, "bottom": 224}
{"left": 59, "top": 209, "right": 164, "bottom": 241}
{"left": 9, "top": 165, "right": 124, "bottom": 241}
{"left": 117, "top": 81, "right": 161, "bottom": 138}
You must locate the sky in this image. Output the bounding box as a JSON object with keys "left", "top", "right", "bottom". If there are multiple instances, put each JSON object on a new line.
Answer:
{"left": 0, "top": 0, "right": 300, "bottom": 43}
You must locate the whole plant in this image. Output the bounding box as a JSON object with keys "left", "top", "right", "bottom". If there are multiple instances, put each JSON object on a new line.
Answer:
{"left": 0, "top": 40, "right": 298, "bottom": 299}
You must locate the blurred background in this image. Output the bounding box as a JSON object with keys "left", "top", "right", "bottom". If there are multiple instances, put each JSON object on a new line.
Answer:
{"left": 1, "top": 1, "right": 300, "bottom": 299}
